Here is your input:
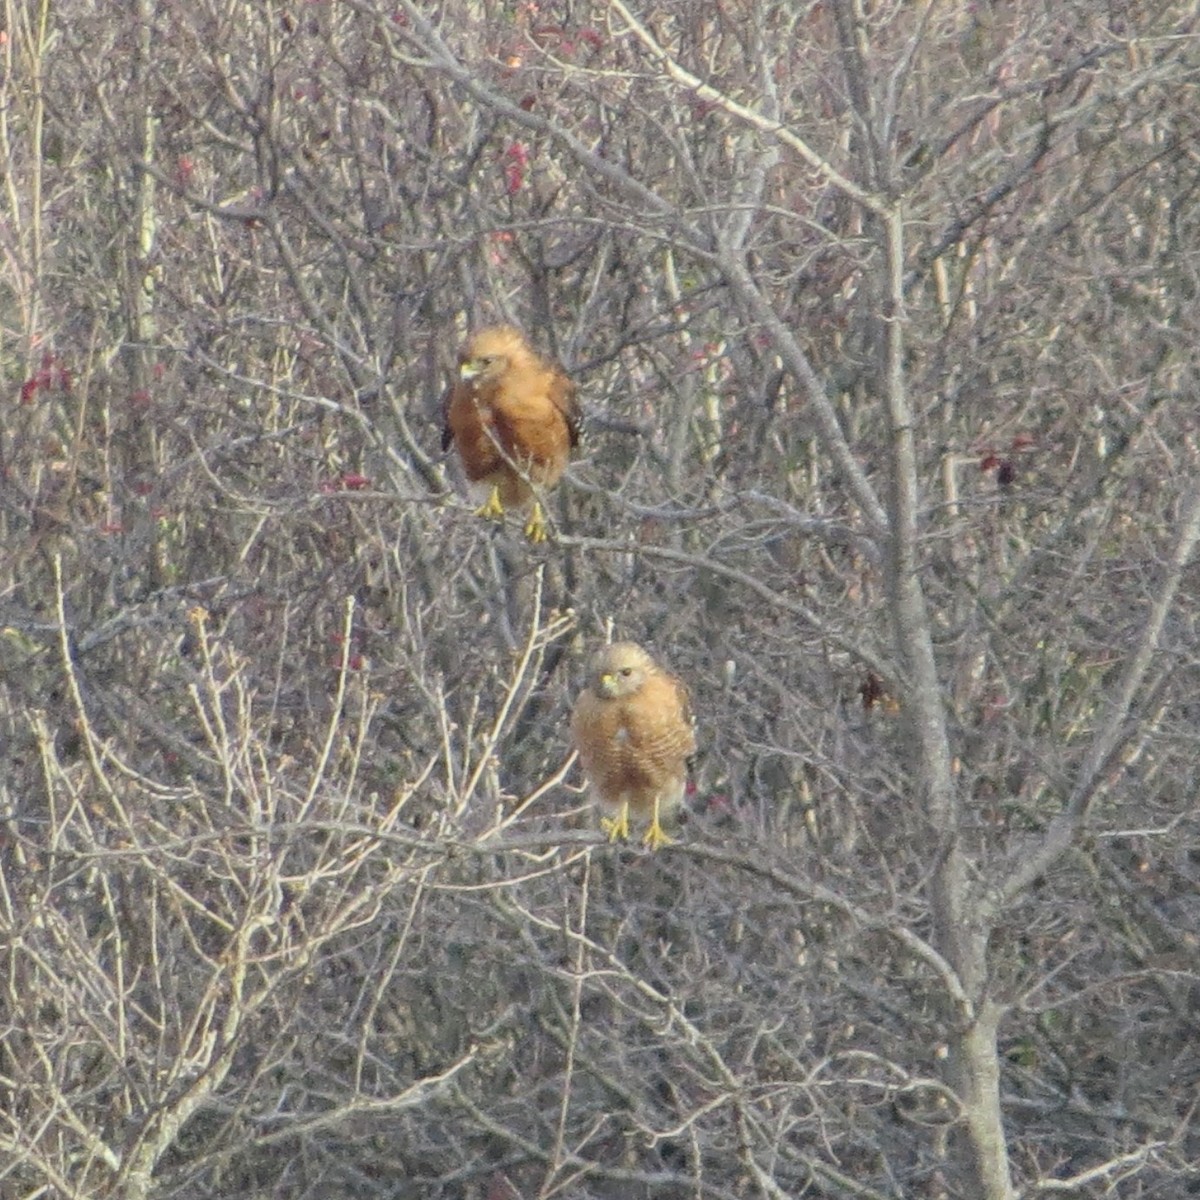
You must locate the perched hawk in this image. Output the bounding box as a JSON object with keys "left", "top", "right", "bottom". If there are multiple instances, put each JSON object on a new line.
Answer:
{"left": 442, "top": 325, "right": 580, "bottom": 542}
{"left": 570, "top": 642, "right": 696, "bottom": 850}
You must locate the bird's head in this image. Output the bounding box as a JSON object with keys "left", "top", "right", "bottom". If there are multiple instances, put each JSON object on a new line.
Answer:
{"left": 588, "top": 642, "right": 655, "bottom": 700}
{"left": 458, "top": 325, "right": 530, "bottom": 382}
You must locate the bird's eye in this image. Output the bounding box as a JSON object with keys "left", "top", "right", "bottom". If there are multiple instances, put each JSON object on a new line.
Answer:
{"left": 619, "top": 667, "right": 633, "bottom": 677}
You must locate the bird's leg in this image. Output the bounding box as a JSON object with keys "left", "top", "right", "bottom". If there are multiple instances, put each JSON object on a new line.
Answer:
{"left": 601, "top": 801, "right": 630, "bottom": 843}
{"left": 475, "top": 485, "right": 505, "bottom": 522}
{"left": 642, "top": 796, "right": 672, "bottom": 851}
{"left": 523, "top": 499, "right": 549, "bottom": 543}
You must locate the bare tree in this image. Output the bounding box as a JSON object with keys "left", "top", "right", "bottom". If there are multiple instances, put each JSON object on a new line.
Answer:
{"left": 2, "top": 1, "right": 1199, "bottom": 1197}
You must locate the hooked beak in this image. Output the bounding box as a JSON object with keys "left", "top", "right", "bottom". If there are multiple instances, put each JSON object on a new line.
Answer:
{"left": 459, "top": 360, "right": 482, "bottom": 381}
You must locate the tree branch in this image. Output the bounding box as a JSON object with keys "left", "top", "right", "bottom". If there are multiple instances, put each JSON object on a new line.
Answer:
{"left": 991, "top": 482, "right": 1200, "bottom": 913}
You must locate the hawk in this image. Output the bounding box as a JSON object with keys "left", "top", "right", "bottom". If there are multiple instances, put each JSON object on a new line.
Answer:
{"left": 442, "top": 325, "right": 580, "bottom": 542}
{"left": 570, "top": 642, "right": 696, "bottom": 850}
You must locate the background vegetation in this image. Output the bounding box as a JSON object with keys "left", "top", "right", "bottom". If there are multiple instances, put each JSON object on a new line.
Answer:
{"left": 2, "top": 2, "right": 1199, "bottom": 1197}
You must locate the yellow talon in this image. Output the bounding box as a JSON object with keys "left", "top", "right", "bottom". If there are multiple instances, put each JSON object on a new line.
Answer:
{"left": 601, "top": 802, "right": 630, "bottom": 843}
{"left": 524, "top": 500, "right": 549, "bottom": 543}
{"left": 475, "top": 486, "right": 505, "bottom": 522}
{"left": 642, "top": 799, "right": 672, "bottom": 851}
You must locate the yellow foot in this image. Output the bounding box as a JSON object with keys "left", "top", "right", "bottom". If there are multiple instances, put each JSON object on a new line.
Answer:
{"left": 642, "top": 816, "right": 672, "bottom": 851}
{"left": 474, "top": 486, "right": 505, "bottom": 522}
{"left": 601, "top": 803, "right": 630, "bottom": 843}
{"left": 523, "top": 501, "right": 549, "bottom": 543}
